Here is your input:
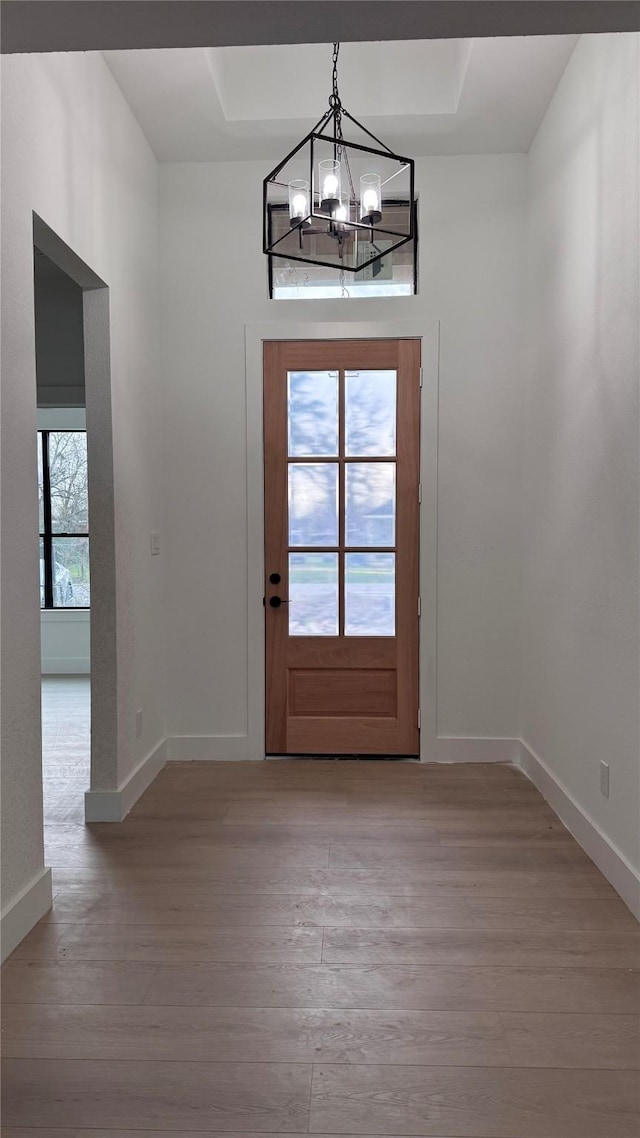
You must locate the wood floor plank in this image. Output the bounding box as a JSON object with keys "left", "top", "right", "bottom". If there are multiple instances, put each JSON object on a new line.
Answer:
{"left": 44, "top": 831, "right": 331, "bottom": 870}
{"left": 2, "top": 960, "right": 158, "bottom": 1005}
{"left": 9, "top": 923, "right": 65, "bottom": 961}
{"left": 309, "top": 1064, "right": 640, "bottom": 1136}
{"left": 0, "top": 1132, "right": 530, "bottom": 1138}
{"left": 430, "top": 812, "right": 564, "bottom": 834}
{"left": 223, "top": 802, "right": 550, "bottom": 826}
{"left": 328, "top": 841, "right": 594, "bottom": 870}
{"left": 0, "top": 1132, "right": 467, "bottom": 1138}
{"left": 1, "top": 1058, "right": 312, "bottom": 1131}
{"left": 14, "top": 923, "right": 323, "bottom": 963}
{"left": 42, "top": 889, "right": 635, "bottom": 929}
{"left": 217, "top": 800, "right": 544, "bottom": 814}
{"left": 43, "top": 891, "right": 476, "bottom": 928}
{"left": 500, "top": 1011, "right": 640, "bottom": 1068}
{"left": 143, "top": 962, "right": 640, "bottom": 1013}
{"left": 137, "top": 785, "right": 353, "bottom": 803}
{"left": 42, "top": 779, "right": 86, "bottom": 826}
{"left": 0, "top": 1132, "right": 423, "bottom": 1138}
{"left": 128, "top": 800, "right": 231, "bottom": 820}
{"left": 322, "top": 927, "right": 640, "bottom": 967}
{"left": 434, "top": 825, "right": 574, "bottom": 847}
{"left": 90, "top": 819, "right": 446, "bottom": 842}
{"left": 131, "top": 793, "right": 350, "bottom": 821}
{"left": 1, "top": 1004, "right": 511, "bottom": 1066}
{"left": 465, "top": 895, "right": 639, "bottom": 930}
{"left": 50, "top": 863, "right": 617, "bottom": 897}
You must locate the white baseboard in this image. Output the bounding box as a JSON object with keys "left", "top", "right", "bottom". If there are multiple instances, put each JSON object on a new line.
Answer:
{"left": 429, "top": 736, "right": 520, "bottom": 764}
{"left": 1, "top": 867, "right": 53, "bottom": 962}
{"left": 167, "top": 735, "right": 256, "bottom": 761}
{"left": 518, "top": 740, "right": 640, "bottom": 920}
{"left": 41, "top": 657, "right": 90, "bottom": 674}
{"left": 85, "top": 739, "right": 167, "bottom": 822}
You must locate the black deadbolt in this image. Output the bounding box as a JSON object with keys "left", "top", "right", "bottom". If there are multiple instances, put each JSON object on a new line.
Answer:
{"left": 269, "top": 572, "right": 281, "bottom": 585}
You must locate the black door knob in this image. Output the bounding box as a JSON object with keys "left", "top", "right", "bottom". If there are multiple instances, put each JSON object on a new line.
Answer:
{"left": 269, "top": 572, "right": 281, "bottom": 585}
{"left": 269, "top": 596, "right": 283, "bottom": 608}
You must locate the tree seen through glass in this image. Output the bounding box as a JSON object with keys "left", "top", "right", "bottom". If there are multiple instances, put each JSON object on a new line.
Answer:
{"left": 38, "top": 431, "right": 90, "bottom": 607}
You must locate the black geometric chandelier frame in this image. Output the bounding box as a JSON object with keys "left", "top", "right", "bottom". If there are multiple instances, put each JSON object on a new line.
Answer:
{"left": 263, "top": 43, "right": 416, "bottom": 275}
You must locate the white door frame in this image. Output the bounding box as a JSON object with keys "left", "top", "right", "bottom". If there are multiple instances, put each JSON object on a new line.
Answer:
{"left": 244, "top": 318, "right": 440, "bottom": 763}
{"left": 32, "top": 216, "right": 121, "bottom": 810}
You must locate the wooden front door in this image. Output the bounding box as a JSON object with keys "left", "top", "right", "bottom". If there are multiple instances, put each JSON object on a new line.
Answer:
{"left": 264, "top": 339, "right": 420, "bottom": 755}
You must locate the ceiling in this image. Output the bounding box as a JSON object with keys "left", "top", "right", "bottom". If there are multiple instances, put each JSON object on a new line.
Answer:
{"left": 2, "top": 1, "right": 638, "bottom": 54}
{"left": 104, "top": 35, "right": 579, "bottom": 162}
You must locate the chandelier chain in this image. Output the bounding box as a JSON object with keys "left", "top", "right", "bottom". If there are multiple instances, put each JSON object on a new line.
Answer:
{"left": 328, "top": 42, "right": 356, "bottom": 203}
{"left": 329, "top": 42, "right": 344, "bottom": 141}
{"left": 330, "top": 43, "right": 340, "bottom": 109}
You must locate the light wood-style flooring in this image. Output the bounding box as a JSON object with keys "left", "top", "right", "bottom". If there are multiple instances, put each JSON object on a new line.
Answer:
{"left": 40, "top": 675, "right": 90, "bottom": 826}
{"left": 3, "top": 753, "right": 640, "bottom": 1136}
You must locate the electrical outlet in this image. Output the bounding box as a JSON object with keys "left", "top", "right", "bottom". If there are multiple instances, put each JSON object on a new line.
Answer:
{"left": 600, "top": 761, "right": 610, "bottom": 798}
{"left": 136, "top": 709, "right": 143, "bottom": 739}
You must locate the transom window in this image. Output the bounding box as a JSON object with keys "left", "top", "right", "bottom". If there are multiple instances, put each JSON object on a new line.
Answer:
{"left": 268, "top": 200, "right": 418, "bottom": 299}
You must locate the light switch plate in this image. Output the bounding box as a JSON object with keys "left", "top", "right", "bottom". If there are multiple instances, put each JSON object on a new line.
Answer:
{"left": 150, "top": 532, "right": 160, "bottom": 556}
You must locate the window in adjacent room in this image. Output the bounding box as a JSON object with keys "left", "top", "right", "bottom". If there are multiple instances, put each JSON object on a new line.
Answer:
{"left": 38, "top": 430, "right": 90, "bottom": 608}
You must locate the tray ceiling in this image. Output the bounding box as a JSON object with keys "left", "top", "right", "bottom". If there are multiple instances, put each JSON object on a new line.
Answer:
{"left": 104, "top": 35, "right": 578, "bottom": 161}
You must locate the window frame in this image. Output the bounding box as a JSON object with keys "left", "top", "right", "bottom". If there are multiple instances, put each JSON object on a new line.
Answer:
{"left": 38, "top": 428, "right": 90, "bottom": 610}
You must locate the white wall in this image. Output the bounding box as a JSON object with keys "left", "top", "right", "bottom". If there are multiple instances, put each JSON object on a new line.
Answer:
{"left": 522, "top": 34, "right": 640, "bottom": 874}
{"left": 160, "top": 156, "right": 526, "bottom": 752}
{"left": 1, "top": 52, "right": 166, "bottom": 927}
{"left": 41, "top": 611, "right": 90, "bottom": 674}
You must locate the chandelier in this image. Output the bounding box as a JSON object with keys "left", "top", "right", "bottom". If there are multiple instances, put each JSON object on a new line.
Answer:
{"left": 263, "top": 43, "right": 416, "bottom": 275}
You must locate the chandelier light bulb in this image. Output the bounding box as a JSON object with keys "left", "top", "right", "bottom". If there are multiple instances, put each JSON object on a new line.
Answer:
{"left": 360, "top": 172, "right": 383, "bottom": 224}
{"left": 288, "top": 179, "right": 310, "bottom": 227}
{"left": 323, "top": 173, "right": 339, "bottom": 198}
{"left": 319, "top": 159, "right": 341, "bottom": 213}
{"left": 292, "top": 193, "right": 307, "bottom": 216}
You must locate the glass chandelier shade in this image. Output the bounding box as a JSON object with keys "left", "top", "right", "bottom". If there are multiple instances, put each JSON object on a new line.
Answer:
{"left": 288, "top": 179, "right": 311, "bottom": 226}
{"left": 319, "top": 159, "right": 342, "bottom": 213}
{"left": 263, "top": 44, "right": 416, "bottom": 275}
{"left": 360, "top": 173, "right": 382, "bottom": 224}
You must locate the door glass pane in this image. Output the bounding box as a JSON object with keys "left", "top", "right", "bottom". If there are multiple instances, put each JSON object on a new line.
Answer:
{"left": 288, "top": 371, "right": 339, "bottom": 457}
{"left": 52, "top": 537, "right": 90, "bottom": 607}
{"left": 345, "top": 370, "right": 396, "bottom": 456}
{"left": 346, "top": 463, "right": 395, "bottom": 547}
{"left": 37, "top": 433, "right": 45, "bottom": 533}
{"left": 345, "top": 553, "right": 395, "bottom": 636}
{"left": 289, "top": 553, "right": 338, "bottom": 636}
{"left": 289, "top": 463, "right": 338, "bottom": 546}
{"left": 49, "top": 431, "right": 88, "bottom": 533}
